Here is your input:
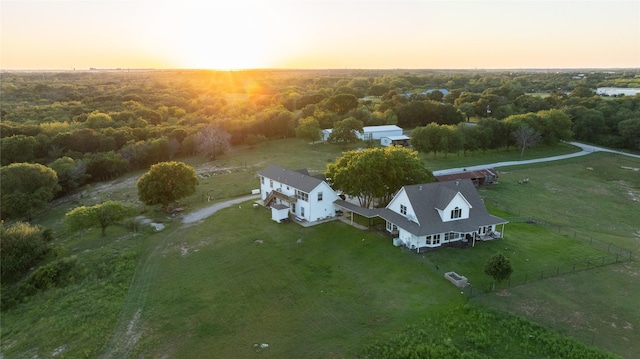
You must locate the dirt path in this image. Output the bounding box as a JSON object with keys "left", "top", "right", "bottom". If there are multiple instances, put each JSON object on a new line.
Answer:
{"left": 181, "top": 194, "right": 260, "bottom": 224}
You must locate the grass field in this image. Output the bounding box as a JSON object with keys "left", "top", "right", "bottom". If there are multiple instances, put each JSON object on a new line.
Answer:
{"left": 1, "top": 139, "right": 638, "bottom": 358}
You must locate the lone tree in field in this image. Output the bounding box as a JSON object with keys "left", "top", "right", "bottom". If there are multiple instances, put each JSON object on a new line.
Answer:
{"left": 137, "top": 161, "right": 198, "bottom": 212}
{"left": 65, "top": 201, "right": 136, "bottom": 237}
{"left": 483, "top": 252, "right": 513, "bottom": 290}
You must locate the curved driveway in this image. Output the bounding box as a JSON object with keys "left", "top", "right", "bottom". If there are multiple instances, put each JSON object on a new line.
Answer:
{"left": 181, "top": 194, "right": 260, "bottom": 223}
{"left": 181, "top": 142, "right": 638, "bottom": 221}
{"left": 433, "top": 141, "right": 640, "bottom": 176}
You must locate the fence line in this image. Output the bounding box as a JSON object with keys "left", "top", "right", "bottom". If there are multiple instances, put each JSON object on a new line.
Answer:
{"left": 467, "top": 252, "right": 631, "bottom": 298}
{"left": 468, "top": 198, "right": 634, "bottom": 297}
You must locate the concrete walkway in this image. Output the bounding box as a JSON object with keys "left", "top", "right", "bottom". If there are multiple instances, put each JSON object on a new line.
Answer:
{"left": 433, "top": 142, "right": 640, "bottom": 176}
{"left": 181, "top": 194, "right": 260, "bottom": 224}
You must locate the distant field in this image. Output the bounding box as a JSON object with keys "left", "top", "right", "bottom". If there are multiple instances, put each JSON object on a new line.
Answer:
{"left": 2, "top": 139, "right": 638, "bottom": 358}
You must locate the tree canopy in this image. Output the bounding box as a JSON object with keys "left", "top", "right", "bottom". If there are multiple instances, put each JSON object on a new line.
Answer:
{"left": 1, "top": 163, "right": 60, "bottom": 220}
{"left": 137, "top": 161, "right": 198, "bottom": 212}
{"left": 483, "top": 252, "right": 513, "bottom": 290}
{"left": 326, "top": 146, "right": 432, "bottom": 208}
{"left": 327, "top": 117, "right": 363, "bottom": 148}
{"left": 65, "top": 200, "right": 137, "bottom": 236}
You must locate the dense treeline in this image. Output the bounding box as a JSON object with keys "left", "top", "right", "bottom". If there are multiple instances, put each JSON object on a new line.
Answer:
{"left": 1, "top": 69, "right": 639, "bottom": 207}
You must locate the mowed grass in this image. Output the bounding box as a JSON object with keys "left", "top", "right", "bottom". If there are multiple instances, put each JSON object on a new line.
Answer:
{"left": 131, "top": 207, "right": 464, "bottom": 358}
{"left": 470, "top": 152, "right": 640, "bottom": 358}
{"left": 2, "top": 139, "right": 638, "bottom": 358}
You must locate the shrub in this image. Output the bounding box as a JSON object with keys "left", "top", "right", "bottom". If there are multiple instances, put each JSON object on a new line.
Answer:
{"left": 0, "top": 222, "right": 50, "bottom": 281}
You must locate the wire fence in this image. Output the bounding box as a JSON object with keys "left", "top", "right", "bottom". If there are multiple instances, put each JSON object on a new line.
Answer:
{"left": 466, "top": 199, "right": 635, "bottom": 298}
{"left": 466, "top": 251, "right": 632, "bottom": 298}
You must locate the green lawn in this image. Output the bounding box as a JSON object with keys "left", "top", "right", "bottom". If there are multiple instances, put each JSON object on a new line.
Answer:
{"left": 2, "top": 139, "right": 638, "bottom": 358}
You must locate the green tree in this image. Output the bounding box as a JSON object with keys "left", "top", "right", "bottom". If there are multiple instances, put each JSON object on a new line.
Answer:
{"left": 483, "top": 252, "right": 513, "bottom": 290}
{"left": 295, "top": 116, "right": 322, "bottom": 144}
{"left": 137, "top": 161, "right": 198, "bottom": 212}
{"left": 48, "top": 156, "right": 89, "bottom": 194}
{"left": 327, "top": 117, "right": 363, "bottom": 148}
{"left": 85, "top": 111, "right": 115, "bottom": 129}
{"left": 65, "top": 201, "right": 136, "bottom": 236}
{"left": 326, "top": 146, "right": 432, "bottom": 208}
{"left": 411, "top": 123, "right": 443, "bottom": 159}
{"left": 1, "top": 221, "right": 50, "bottom": 280}
{"left": 1, "top": 135, "right": 38, "bottom": 165}
{"left": 618, "top": 118, "right": 640, "bottom": 150}
{"left": 1, "top": 163, "right": 60, "bottom": 220}
{"left": 324, "top": 93, "right": 358, "bottom": 115}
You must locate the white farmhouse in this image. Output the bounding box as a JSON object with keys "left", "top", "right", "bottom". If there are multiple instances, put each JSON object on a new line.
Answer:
{"left": 334, "top": 179, "right": 508, "bottom": 251}
{"left": 257, "top": 165, "right": 339, "bottom": 223}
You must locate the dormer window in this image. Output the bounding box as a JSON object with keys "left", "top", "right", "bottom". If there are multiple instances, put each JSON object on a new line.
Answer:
{"left": 451, "top": 207, "right": 462, "bottom": 219}
{"left": 400, "top": 204, "right": 407, "bottom": 215}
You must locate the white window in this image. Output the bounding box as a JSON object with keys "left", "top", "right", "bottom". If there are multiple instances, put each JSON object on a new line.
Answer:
{"left": 269, "top": 179, "right": 273, "bottom": 188}
{"left": 451, "top": 207, "right": 462, "bottom": 219}
{"left": 386, "top": 222, "right": 397, "bottom": 232}
{"left": 301, "top": 206, "right": 305, "bottom": 217}
{"left": 400, "top": 204, "right": 407, "bottom": 215}
{"left": 318, "top": 191, "right": 323, "bottom": 201}
{"left": 296, "top": 190, "right": 309, "bottom": 202}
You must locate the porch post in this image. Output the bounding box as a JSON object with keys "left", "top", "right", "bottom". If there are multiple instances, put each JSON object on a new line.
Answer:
{"left": 501, "top": 223, "right": 505, "bottom": 238}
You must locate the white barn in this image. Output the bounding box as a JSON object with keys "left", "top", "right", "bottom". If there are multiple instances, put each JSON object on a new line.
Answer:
{"left": 359, "top": 125, "right": 403, "bottom": 141}
{"left": 321, "top": 125, "right": 405, "bottom": 145}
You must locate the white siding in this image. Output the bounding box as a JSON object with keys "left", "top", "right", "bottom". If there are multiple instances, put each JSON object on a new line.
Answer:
{"left": 386, "top": 188, "right": 419, "bottom": 224}
{"left": 306, "top": 182, "right": 339, "bottom": 221}
{"left": 441, "top": 192, "right": 472, "bottom": 222}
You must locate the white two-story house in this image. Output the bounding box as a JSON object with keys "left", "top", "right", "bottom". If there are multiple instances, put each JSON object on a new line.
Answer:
{"left": 377, "top": 179, "right": 508, "bottom": 251}
{"left": 257, "top": 165, "right": 339, "bottom": 223}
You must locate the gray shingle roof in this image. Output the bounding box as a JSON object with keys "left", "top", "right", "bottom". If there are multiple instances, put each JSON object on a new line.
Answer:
{"left": 258, "top": 165, "right": 323, "bottom": 193}
{"left": 393, "top": 179, "right": 507, "bottom": 236}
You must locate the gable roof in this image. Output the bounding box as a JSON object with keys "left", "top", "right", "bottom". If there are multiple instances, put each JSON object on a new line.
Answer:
{"left": 258, "top": 165, "right": 324, "bottom": 193}
{"left": 382, "top": 179, "right": 507, "bottom": 236}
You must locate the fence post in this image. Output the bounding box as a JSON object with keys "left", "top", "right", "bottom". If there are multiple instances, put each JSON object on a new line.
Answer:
{"left": 573, "top": 263, "right": 576, "bottom": 272}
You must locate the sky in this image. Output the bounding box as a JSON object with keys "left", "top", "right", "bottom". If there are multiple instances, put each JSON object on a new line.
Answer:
{"left": 1, "top": 0, "right": 639, "bottom": 70}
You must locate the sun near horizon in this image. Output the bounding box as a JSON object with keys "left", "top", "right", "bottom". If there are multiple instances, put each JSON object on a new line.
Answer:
{"left": 1, "top": 1, "right": 639, "bottom": 71}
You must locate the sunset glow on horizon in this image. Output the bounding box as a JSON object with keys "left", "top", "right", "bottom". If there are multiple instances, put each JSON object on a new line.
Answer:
{"left": 2, "top": 0, "right": 639, "bottom": 71}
